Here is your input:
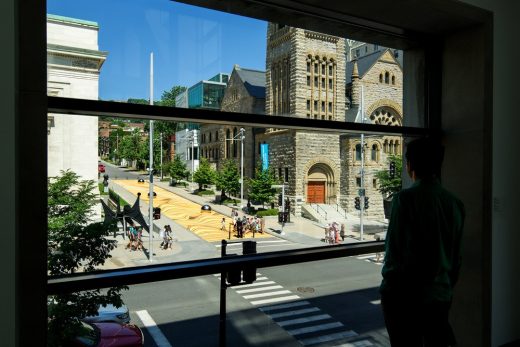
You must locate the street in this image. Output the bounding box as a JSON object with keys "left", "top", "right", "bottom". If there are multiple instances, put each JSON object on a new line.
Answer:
{"left": 123, "top": 257, "right": 388, "bottom": 347}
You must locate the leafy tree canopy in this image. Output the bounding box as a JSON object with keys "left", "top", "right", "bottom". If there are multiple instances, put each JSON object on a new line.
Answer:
{"left": 47, "top": 170, "right": 126, "bottom": 346}
{"left": 248, "top": 167, "right": 276, "bottom": 207}
{"left": 374, "top": 154, "right": 403, "bottom": 198}
{"left": 193, "top": 157, "right": 216, "bottom": 190}
{"left": 167, "top": 154, "right": 189, "bottom": 181}
{"left": 216, "top": 160, "right": 240, "bottom": 198}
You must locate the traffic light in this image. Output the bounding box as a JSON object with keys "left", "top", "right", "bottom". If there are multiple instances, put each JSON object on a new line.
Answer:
{"left": 278, "top": 211, "right": 284, "bottom": 223}
{"left": 389, "top": 161, "right": 396, "bottom": 179}
{"left": 364, "top": 197, "right": 370, "bottom": 210}
{"left": 282, "top": 212, "right": 288, "bottom": 223}
{"left": 278, "top": 193, "right": 283, "bottom": 206}
{"left": 153, "top": 207, "right": 161, "bottom": 220}
{"left": 285, "top": 198, "right": 291, "bottom": 212}
{"left": 242, "top": 241, "right": 257, "bottom": 283}
{"left": 354, "top": 197, "right": 361, "bottom": 210}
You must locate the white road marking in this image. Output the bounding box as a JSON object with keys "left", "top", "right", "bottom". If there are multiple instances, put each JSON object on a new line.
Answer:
{"left": 237, "top": 280, "right": 276, "bottom": 288}
{"left": 356, "top": 254, "right": 376, "bottom": 260}
{"left": 333, "top": 340, "right": 373, "bottom": 347}
{"left": 135, "top": 310, "right": 172, "bottom": 347}
{"left": 236, "top": 285, "right": 283, "bottom": 294}
{"left": 277, "top": 314, "right": 331, "bottom": 327}
{"left": 243, "top": 290, "right": 292, "bottom": 299}
{"left": 269, "top": 307, "right": 320, "bottom": 319}
{"left": 251, "top": 295, "right": 301, "bottom": 306}
{"left": 370, "top": 299, "right": 381, "bottom": 305}
{"left": 259, "top": 301, "right": 310, "bottom": 312}
{"left": 287, "top": 321, "right": 344, "bottom": 335}
{"left": 215, "top": 240, "right": 288, "bottom": 247}
{"left": 299, "top": 330, "right": 358, "bottom": 345}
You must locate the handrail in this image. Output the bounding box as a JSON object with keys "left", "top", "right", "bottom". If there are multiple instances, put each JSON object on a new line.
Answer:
{"left": 334, "top": 203, "right": 347, "bottom": 218}
{"left": 316, "top": 204, "right": 328, "bottom": 220}
{"left": 47, "top": 241, "right": 384, "bottom": 295}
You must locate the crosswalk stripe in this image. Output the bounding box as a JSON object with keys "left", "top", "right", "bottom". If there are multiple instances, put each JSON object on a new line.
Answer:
{"left": 236, "top": 285, "right": 283, "bottom": 294}
{"left": 238, "top": 281, "right": 276, "bottom": 288}
{"left": 259, "top": 301, "right": 311, "bottom": 312}
{"left": 269, "top": 307, "right": 320, "bottom": 319}
{"left": 370, "top": 299, "right": 381, "bottom": 305}
{"left": 287, "top": 321, "right": 344, "bottom": 336}
{"left": 251, "top": 295, "right": 300, "bottom": 306}
{"left": 356, "top": 254, "right": 375, "bottom": 260}
{"left": 243, "top": 290, "right": 292, "bottom": 299}
{"left": 215, "top": 240, "right": 288, "bottom": 247}
{"left": 135, "top": 310, "right": 173, "bottom": 347}
{"left": 277, "top": 314, "right": 331, "bottom": 327}
{"left": 331, "top": 339, "right": 373, "bottom": 347}
{"left": 298, "top": 330, "right": 358, "bottom": 345}
{"left": 254, "top": 277, "right": 269, "bottom": 281}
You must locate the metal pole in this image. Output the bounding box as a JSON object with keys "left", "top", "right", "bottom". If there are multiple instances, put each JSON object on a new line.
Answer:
{"left": 191, "top": 132, "right": 194, "bottom": 187}
{"left": 219, "top": 240, "right": 227, "bottom": 347}
{"left": 148, "top": 52, "right": 154, "bottom": 262}
{"left": 280, "top": 184, "right": 285, "bottom": 235}
{"left": 160, "top": 133, "right": 163, "bottom": 180}
{"left": 240, "top": 128, "right": 244, "bottom": 210}
{"left": 360, "top": 133, "right": 364, "bottom": 241}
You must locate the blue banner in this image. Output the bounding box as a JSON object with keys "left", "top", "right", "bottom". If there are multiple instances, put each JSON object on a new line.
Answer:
{"left": 260, "top": 143, "right": 269, "bottom": 171}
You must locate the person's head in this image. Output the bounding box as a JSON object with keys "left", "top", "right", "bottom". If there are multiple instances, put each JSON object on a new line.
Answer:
{"left": 405, "top": 137, "right": 444, "bottom": 180}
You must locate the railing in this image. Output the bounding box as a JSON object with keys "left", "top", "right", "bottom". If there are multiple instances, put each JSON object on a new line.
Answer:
{"left": 334, "top": 203, "right": 348, "bottom": 218}
{"left": 47, "top": 241, "right": 384, "bottom": 294}
{"left": 316, "top": 204, "right": 328, "bottom": 220}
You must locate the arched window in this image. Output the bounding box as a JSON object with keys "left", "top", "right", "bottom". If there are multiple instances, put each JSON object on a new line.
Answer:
{"left": 355, "top": 144, "right": 362, "bottom": 161}
{"left": 226, "top": 129, "right": 230, "bottom": 158}
{"left": 389, "top": 140, "right": 394, "bottom": 154}
{"left": 383, "top": 140, "right": 388, "bottom": 153}
{"left": 209, "top": 133, "right": 212, "bottom": 142}
{"left": 371, "top": 144, "right": 379, "bottom": 162}
{"left": 394, "top": 140, "right": 400, "bottom": 154}
{"left": 379, "top": 73, "right": 383, "bottom": 83}
{"left": 233, "top": 127, "right": 238, "bottom": 157}
{"left": 391, "top": 75, "right": 396, "bottom": 85}
{"left": 385, "top": 71, "right": 390, "bottom": 84}
{"left": 215, "top": 131, "right": 219, "bottom": 141}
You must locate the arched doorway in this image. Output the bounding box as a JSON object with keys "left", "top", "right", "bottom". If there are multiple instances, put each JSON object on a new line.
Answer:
{"left": 306, "top": 163, "right": 335, "bottom": 204}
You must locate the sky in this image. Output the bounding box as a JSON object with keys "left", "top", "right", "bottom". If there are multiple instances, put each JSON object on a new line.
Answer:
{"left": 47, "top": 0, "right": 267, "bottom": 102}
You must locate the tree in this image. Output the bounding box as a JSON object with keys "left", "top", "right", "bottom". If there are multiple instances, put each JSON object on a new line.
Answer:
{"left": 216, "top": 160, "right": 240, "bottom": 200}
{"left": 118, "top": 129, "right": 142, "bottom": 167}
{"left": 159, "top": 85, "right": 186, "bottom": 107}
{"left": 193, "top": 157, "right": 216, "bottom": 190}
{"left": 248, "top": 166, "right": 276, "bottom": 208}
{"left": 374, "top": 154, "right": 403, "bottom": 198}
{"left": 47, "top": 170, "right": 126, "bottom": 346}
{"left": 168, "top": 154, "right": 189, "bottom": 182}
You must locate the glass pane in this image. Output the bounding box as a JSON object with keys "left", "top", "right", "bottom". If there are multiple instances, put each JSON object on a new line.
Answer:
{"left": 48, "top": 115, "right": 399, "bottom": 273}
{"left": 48, "top": 259, "right": 388, "bottom": 346}
{"left": 46, "top": 1, "right": 421, "bottom": 128}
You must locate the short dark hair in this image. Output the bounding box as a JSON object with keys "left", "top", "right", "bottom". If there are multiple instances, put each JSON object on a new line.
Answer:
{"left": 405, "top": 137, "right": 444, "bottom": 178}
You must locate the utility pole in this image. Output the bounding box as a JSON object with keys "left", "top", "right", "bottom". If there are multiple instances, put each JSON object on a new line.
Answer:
{"left": 160, "top": 132, "right": 163, "bottom": 180}
{"left": 240, "top": 128, "right": 245, "bottom": 210}
{"left": 359, "top": 85, "right": 365, "bottom": 241}
{"left": 148, "top": 52, "right": 154, "bottom": 262}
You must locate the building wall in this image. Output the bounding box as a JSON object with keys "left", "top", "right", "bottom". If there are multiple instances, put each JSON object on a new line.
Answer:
{"left": 47, "top": 16, "right": 103, "bottom": 191}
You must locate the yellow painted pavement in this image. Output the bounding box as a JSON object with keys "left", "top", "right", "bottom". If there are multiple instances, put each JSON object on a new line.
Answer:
{"left": 114, "top": 180, "right": 271, "bottom": 242}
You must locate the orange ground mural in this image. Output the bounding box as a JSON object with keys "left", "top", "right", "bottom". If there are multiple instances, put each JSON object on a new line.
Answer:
{"left": 113, "top": 180, "right": 271, "bottom": 242}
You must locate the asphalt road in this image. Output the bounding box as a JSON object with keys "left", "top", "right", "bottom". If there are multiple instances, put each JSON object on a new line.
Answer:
{"left": 123, "top": 256, "right": 388, "bottom": 347}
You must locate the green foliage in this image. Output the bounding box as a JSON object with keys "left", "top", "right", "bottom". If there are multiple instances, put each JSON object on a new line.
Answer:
{"left": 159, "top": 85, "right": 186, "bottom": 107}
{"left": 168, "top": 155, "right": 189, "bottom": 181}
{"left": 256, "top": 208, "right": 279, "bottom": 217}
{"left": 127, "top": 98, "right": 149, "bottom": 105}
{"left": 47, "top": 170, "right": 126, "bottom": 346}
{"left": 98, "top": 183, "right": 108, "bottom": 195}
{"left": 216, "top": 160, "right": 240, "bottom": 199}
{"left": 193, "top": 157, "right": 216, "bottom": 190}
{"left": 374, "top": 154, "right": 403, "bottom": 198}
{"left": 248, "top": 167, "right": 276, "bottom": 208}
{"left": 197, "top": 189, "right": 215, "bottom": 196}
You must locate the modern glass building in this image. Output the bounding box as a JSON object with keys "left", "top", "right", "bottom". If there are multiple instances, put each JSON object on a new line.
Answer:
{"left": 187, "top": 73, "right": 230, "bottom": 109}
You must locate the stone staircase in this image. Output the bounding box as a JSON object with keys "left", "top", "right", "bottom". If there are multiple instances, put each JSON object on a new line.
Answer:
{"left": 301, "top": 203, "right": 348, "bottom": 225}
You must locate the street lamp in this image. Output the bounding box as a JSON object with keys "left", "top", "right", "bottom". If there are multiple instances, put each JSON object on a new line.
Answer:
{"left": 225, "top": 128, "right": 245, "bottom": 209}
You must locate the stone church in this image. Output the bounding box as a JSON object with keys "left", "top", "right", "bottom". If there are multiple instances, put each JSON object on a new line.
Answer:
{"left": 199, "top": 23, "right": 403, "bottom": 219}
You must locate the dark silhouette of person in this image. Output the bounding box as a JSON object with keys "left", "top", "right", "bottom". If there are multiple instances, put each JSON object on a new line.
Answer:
{"left": 380, "top": 137, "right": 465, "bottom": 347}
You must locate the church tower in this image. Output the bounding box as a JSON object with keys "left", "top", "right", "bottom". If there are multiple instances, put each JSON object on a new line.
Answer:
{"left": 259, "top": 23, "right": 346, "bottom": 215}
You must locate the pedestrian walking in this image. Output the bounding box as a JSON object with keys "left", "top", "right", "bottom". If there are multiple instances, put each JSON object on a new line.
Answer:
{"left": 380, "top": 137, "right": 465, "bottom": 347}
{"left": 340, "top": 223, "right": 346, "bottom": 241}
{"left": 221, "top": 217, "right": 226, "bottom": 231}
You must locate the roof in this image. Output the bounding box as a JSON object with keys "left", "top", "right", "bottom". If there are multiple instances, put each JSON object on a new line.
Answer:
{"left": 345, "top": 49, "right": 399, "bottom": 84}
{"left": 47, "top": 14, "right": 99, "bottom": 28}
{"left": 235, "top": 67, "right": 266, "bottom": 98}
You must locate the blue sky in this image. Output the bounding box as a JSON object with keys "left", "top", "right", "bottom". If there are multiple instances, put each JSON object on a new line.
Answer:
{"left": 47, "top": 0, "right": 267, "bottom": 101}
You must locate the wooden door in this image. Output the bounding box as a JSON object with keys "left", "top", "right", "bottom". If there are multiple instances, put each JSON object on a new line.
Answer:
{"left": 307, "top": 181, "right": 325, "bottom": 203}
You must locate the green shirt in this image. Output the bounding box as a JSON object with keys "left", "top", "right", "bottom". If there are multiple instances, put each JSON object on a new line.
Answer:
{"left": 380, "top": 178, "right": 465, "bottom": 302}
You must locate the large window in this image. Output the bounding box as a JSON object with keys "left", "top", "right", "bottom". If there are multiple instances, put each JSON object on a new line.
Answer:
{"left": 42, "top": 1, "right": 435, "bottom": 346}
